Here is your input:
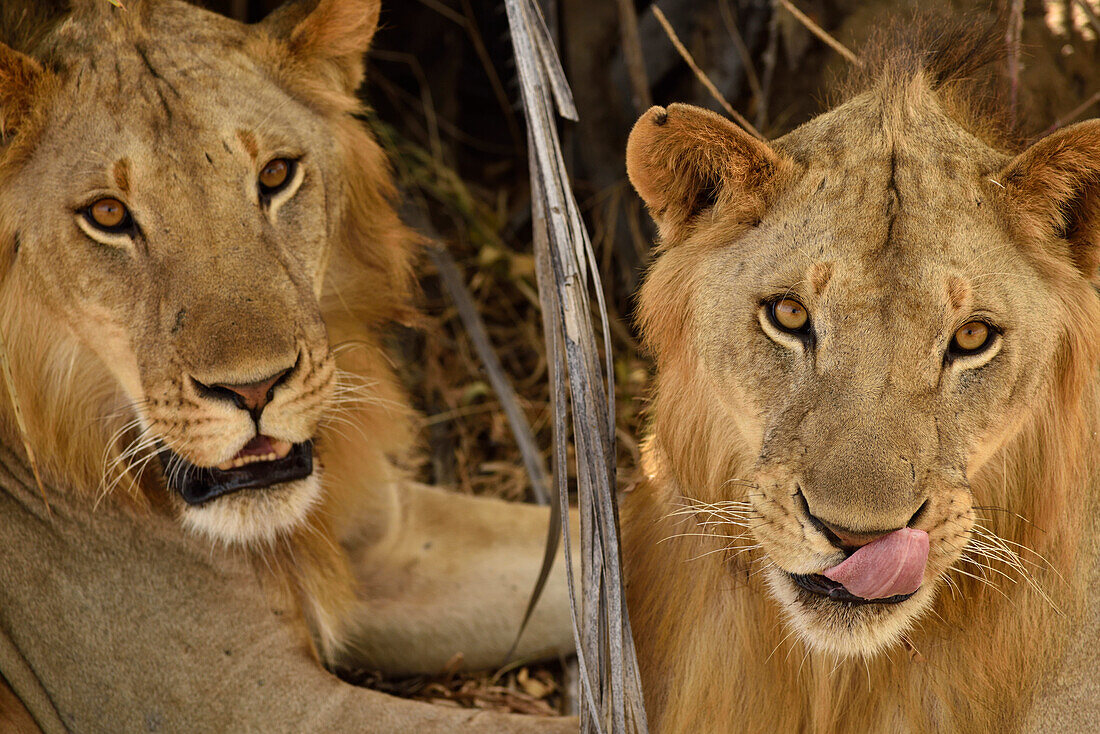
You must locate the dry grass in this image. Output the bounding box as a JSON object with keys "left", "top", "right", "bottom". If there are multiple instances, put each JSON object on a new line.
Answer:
{"left": 343, "top": 657, "right": 571, "bottom": 716}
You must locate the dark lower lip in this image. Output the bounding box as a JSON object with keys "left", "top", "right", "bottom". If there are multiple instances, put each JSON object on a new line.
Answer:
{"left": 158, "top": 442, "right": 313, "bottom": 506}
{"left": 789, "top": 573, "right": 915, "bottom": 606}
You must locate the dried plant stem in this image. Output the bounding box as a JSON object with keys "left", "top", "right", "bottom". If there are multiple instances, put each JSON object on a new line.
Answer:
{"left": 1075, "top": 0, "right": 1100, "bottom": 38}
{"left": 1047, "top": 89, "right": 1100, "bottom": 133}
{"left": 756, "top": 3, "right": 780, "bottom": 132}
{"left": 424, "top": 241, "right": 550, "bottom": 505}
{"left": 506, "top": 0, "right": 648, "bottom": 729}
{"left": 776, "top": 0, "right": 861, "bottom": 66}
{"left": 1006, "top": 0, "right": 1023, "bottom": 128}
{"left": 651, "top": 4, "right": 764, "bottom": 140}
{"left": 459, "top": 0, "right": 525, "bottom": 157}
{"left": 718, "top": 0, "right": 764, "bottom": 112}
{"left": 615, "top": 0, "right": 652, "bottom": 113}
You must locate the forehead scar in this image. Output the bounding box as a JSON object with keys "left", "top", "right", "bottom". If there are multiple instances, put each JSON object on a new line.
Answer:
{"left": 808, "top": 262, "right": 834, "bottom": 295}
{"left": 947, "top": 275, "right": 971, "bottom": 311}
{"left": 112, "top": 159, "right": 130, "bottom": 193}
{"left": 236, "top": 129, "right": 259, "bottom": 160}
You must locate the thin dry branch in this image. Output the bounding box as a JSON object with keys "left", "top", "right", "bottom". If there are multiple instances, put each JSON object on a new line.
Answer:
{"left": 1006, "top": 0, "right": 1023, "bottom": 128}
{"left": 615, "top": 0, "right": 652, "bottom": 113}
{"left": 756, "top": 3, "right": 780, "bottom": 131}
{"left": 423, "top": 240, "right": 551, "bottom": 506}
{"left": 1047, "top": 89, "right": 1100, "bottom": 132}
{"left": 776, "top": 0, "right": 860, "bottom": 66}
{"left": 718, "top": 0, "right": 764, "bottom": 112}
{"left": 459, "top": 0, "right": 525, "bottom": 157}
{"left": 1075, "top": 0, "right": 1100, "bottom": 38}
{"left": 650, "top": 4, "right": 764, "bottom": 140}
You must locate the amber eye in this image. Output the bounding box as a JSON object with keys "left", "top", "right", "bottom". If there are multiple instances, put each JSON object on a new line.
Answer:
{"left": 258, "top": 158, "right": 295, "bottom": 197}
{"left": 769, "top": 297, "right": 810, "bottom": 334}
{"left": 950, "top": 320, "right": 993, "bottom": 356}
{"left": 84, "top": 198, "right": 132, "bottom": 233}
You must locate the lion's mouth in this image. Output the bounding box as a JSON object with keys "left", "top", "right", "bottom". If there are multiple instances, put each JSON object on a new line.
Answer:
{"left": 788, "top": 573, "right": 915, "bottom": 605}
{"left": 159, "top": 436, "right": 314, "bottom": 505}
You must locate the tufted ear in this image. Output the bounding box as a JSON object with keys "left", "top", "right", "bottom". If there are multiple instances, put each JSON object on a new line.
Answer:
{"left": 626, "top": 103, "right": 784, "bottom": 241}
{"left": 0, "top": 42, "right": 44, "bottom": 142}
{"left": 261, "top": 0, "right": 381, "bottom": 95}
{"left": 999, "top": 120, "right": 1100, "bottom": 280}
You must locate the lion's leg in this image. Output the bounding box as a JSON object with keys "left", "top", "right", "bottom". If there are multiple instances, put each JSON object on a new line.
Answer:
{"left": 334, "top": 481, "right": 579, "bottom": 675}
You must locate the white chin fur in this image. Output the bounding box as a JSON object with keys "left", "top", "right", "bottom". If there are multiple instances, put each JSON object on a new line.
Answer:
{"left": 179, "top": 472, "right": 322, "bottom": 546}
{"left": 764, "top": 565, "right": 936, "bottom": 659}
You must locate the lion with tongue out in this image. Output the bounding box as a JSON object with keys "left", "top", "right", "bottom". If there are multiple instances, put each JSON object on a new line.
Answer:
{"left": 621, "top": 24, "right": 1100, "bottom": 734}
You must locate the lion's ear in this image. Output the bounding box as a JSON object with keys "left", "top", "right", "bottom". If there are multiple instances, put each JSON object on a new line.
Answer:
{"left": 626, "top": 104, "right": 784, "bottom": 240}
{"left": 999, "top": 120, "right": 1100, "bottom": 279}
{"left": 0, "top": 42, "right": 44, "bottom": 142}
{"left": 261, "top": 0, "right": 381, "bottom": 95}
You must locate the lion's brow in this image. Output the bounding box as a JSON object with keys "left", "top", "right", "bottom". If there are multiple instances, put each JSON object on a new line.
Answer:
{"left": 808, "top": 262, "right": 834, "bottom": 296}
{"left": 236, "top": 129, "right": 259, "bottom": 161}
{"left": 112, "top": 159, "right": 130, "bottom": 194}
{"left": 946, "top": 275, "right": 971, "bottom": 312}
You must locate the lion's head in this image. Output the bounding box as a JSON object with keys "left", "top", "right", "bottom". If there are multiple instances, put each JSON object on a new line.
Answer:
{"left": 627, "top": 49, "right": 1100, "bottom": 658}
{"left": 0, "top": 0, "right": 413, "bottom": 546}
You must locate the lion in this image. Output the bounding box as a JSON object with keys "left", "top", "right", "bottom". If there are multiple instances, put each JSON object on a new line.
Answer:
{"left": 0, "top": 1, "right": 576, "bottom": 731}
{"left": 621, "top": 25, "right": 1100, "bottom": 734}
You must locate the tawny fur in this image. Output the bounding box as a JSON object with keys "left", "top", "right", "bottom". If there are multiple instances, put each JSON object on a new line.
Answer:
{"left": 623, "top": 27, "right": 1100, "bottom": 734}
{"left": 0, "top": 0, "right": 575, "bottom": 701}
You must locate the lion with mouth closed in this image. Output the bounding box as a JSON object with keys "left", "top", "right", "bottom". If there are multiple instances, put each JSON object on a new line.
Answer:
{"left": 622, "top": 26, "right": 1100, "bottom": 734}
{"left": 0, "top": 1, "right": 574, "bottom": 731}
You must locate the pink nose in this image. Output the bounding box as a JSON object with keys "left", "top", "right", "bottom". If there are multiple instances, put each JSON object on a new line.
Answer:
{"left": 211, "top": 371, "right": 288, "bottom": 413}
{"left": 817, "top": 520, "right": 894, "bottom": 549}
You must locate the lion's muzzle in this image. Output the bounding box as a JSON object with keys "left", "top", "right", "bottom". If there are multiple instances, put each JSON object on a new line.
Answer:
{"left": 159, "top": 438, "right": 314, "bottom": 505}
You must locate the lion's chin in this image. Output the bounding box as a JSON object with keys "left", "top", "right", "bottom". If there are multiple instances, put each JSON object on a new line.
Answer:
{"left": 179, "top": 472, "right": 323, "bottom": 546}
{"left": 763, "top": 565, "right": 937, "bottom": 659}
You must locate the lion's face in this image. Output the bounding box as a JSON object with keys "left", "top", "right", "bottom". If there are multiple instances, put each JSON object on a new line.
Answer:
{"left": 628, "top": 98, "right": 1100, "bottom": 657}
{"left": 0, "top": 0, "right": 385, "bottom": 544}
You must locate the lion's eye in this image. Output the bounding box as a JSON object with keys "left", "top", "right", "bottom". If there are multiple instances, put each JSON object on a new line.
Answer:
{"left": 84, "top": 198, "right": 133, "bottom": 233}
{"left": 769, "top": 297, "right": 810, "bottom": 334}
{"left": 950, "top": 320, "right": 993, "bottom": 355}
{"left": 259, "top": 158, "right": 295, "bottom": 198}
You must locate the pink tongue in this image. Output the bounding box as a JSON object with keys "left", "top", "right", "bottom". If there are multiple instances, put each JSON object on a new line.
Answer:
{"left": 823, "top": 527, "right": 929, "bottom": 600}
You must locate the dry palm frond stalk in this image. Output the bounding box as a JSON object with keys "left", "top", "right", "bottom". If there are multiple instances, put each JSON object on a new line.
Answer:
{"left": 504, "top": 1, "right": 648, "bottom": 732}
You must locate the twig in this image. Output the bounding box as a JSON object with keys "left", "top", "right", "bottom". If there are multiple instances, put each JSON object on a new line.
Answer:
{"left": 1046, "top": 89, "right": 1100, "bottom": 133}
{"left": 1075, "top": 0, "right": 1100, "bottom": 38}
{"left": 776, "top": 0, "right": 860, "bottom": 66}
{"left": 615, "top": 0, "right": 652, "bottom": 113}
{"left": 369, "top": 49, "right": 444, "bottom": 163}
{"left": 756, "top": 1, "right": 781, "bottom": 132}
{"left": 423, "top": 242, "right": 549, "bottom": 505}
{"left": 459, "top": 0, "right": 526, "bottom": 158}
{"left": 650, "top": 5, "right": 764, "bottom": 140}
{"left": 1006, "top": 0, "right": 1024, "bottom": 129}
{"left": 412, "top": 0, "right": 467, "bottom": 26}
{"left": 718, "top": 0, "right": 764, "bottom": 113}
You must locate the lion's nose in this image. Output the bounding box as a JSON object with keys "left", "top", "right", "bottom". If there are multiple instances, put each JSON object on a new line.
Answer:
{"left": 815, "top": 519, "right": 893, "bottom": 549}
{"left": 194, "top": 365, "right": 294, "bottom": 419}
{"left": 797, "top": 489, "right": 928, "bottom": 552}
